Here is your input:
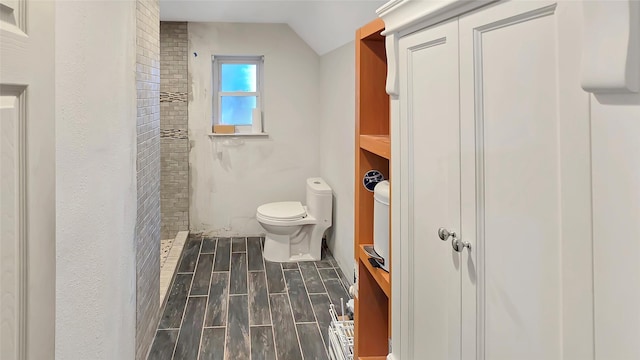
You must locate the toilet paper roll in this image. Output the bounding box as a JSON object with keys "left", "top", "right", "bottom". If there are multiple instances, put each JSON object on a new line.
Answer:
{"left": 252, "top": 108, "right": 262, "bottom": 133}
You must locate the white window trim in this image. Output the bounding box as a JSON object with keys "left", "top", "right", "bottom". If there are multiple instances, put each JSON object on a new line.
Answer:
{"left": 212, "top": 55, "right": 265, "bottom": 133}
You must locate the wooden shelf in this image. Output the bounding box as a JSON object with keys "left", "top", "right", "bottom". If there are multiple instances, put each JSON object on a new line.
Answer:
{"left": 355, "top": 18, "right": 390, "bottom": 360}
{"left": 358, "top": 245, "right": 391, "bottom": 297}
{"left": 360, "top": 135, "right": 390, "bottom": 159}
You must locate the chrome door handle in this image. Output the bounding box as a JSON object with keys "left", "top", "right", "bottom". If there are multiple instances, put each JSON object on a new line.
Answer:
{"left": 439, "top": 227, "right": 471, "bottom": 252}
{"left": 438, "top": 227, "right": 455, "bottom": 241}
{"left": 452, "top": 238, "right": 471, "bottom": 252}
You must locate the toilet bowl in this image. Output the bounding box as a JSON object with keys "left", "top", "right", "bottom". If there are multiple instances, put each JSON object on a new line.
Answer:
{"left": 256, "top": 177, "right": 332, "bottom": 262}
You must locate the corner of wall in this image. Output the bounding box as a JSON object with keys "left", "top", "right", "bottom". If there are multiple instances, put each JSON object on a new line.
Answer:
{"left": 319, "top": 41, "right": 357, "bottom": 282}
{"left": 135, "top": 0, "right": 161, "bottom": 359}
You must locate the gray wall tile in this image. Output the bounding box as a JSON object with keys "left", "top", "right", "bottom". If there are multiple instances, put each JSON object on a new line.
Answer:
{"left": 136, "top": 2, "right": 161, "bottom": 359}
{"left": 159, "top": 21, "right": 189, "bottom": 239}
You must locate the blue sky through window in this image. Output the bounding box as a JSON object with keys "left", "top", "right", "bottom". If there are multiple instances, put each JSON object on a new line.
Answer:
{"left": 220, "top": 96, "right": 256, "bottom": 125}
{"left": 221, "top": 64, "right": 256, "bottom": 92}
{"left": 220, "top": 63, "right": 258, "bottom": 125}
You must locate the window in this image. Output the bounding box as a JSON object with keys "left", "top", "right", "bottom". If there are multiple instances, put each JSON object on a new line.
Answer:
{"left": 212, "top": 55, "right": 264, "bottom": 133}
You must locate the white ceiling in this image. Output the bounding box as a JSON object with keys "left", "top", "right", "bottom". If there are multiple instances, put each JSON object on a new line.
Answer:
{"left": 159, "top": 0, "right": 387, "bottom": 55}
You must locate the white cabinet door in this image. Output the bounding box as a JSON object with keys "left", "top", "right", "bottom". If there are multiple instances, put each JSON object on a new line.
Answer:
{"left": 458, "top": 1, "right": 593, "bottom": 360}
{"left": 398, "top": 19, "right": 462, "bottom": 360}
{"left": 0, "top": 1, "right": 55, "bottom": 359}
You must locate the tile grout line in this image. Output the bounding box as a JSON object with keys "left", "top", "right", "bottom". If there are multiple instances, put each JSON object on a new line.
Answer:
{"left": 244, "top": 237, "right": 252, "bottom": 359}
{"left": 314, "top": 262, "right": 332, "bottom": 298}
{"left": 280, "top": 262, "right": 306, "bottom": 359}
{"left": 224, "top": 237, "right": 233, "bottom": 358}
{"left": 170, "top": 236, "right": 203, "bottom": 360}
{"left": 261, "top": 238, "right": 279, "bottom": 360}
{"left": 312, "top": 260, "right": 335, "bottom": 355}
{"left": 333, "top": 264, "right": 352, "bottom": 295}
{"left": 298, "top": 262, "right": 330, "bottom": 358}
{"left": 196, "top": 237, "right": 216, "bottom": 360}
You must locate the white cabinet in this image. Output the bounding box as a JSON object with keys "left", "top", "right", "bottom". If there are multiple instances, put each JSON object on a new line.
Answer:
{"left": 387, "top": 1, "right": 594, "bottom": 359}
{"left": 397, "top": 18, "right": 461, "bottom": 359}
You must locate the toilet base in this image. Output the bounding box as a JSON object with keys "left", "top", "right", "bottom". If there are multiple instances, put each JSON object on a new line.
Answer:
{"left": 263, "top": 231, "right": 321, "bottom": 263}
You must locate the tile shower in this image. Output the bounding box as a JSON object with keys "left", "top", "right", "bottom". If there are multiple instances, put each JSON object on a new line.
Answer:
{"left": 148, "top": 235, "right": 351, "bottom": 359}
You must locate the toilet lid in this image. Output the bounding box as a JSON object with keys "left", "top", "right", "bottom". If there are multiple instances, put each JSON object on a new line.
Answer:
{"left": 257, "top": 201, "right": 306, "bottom": 221}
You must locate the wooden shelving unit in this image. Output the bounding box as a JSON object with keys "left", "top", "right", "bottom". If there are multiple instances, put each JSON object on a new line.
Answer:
{"left": 358, "top": 245, "right": 390, "bottom": 297}
{"left": 354, "top": 18, "right": 391, "bottom": 359}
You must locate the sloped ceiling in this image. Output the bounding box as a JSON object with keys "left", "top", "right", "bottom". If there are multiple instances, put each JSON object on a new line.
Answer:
{"left": 159, "top": 0, "right": 387, "bottom": 55}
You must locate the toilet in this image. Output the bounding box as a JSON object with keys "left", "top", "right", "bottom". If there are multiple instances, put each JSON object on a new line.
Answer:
{"left": 256, "top": 177, "right": 333, "bottom": 262}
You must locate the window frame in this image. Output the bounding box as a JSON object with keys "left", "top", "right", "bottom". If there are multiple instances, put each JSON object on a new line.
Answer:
{"left": 212, "top": 55, "right": 264, "bottom": 133}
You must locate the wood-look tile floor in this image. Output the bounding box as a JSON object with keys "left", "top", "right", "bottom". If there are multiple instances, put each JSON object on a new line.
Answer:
{"left": 148, "top": 235, "right": 352, "bottom": 360}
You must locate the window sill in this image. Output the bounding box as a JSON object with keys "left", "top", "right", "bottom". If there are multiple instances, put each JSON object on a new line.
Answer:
{"left": 208, "top": 132, "right": 269, "bottom": 138}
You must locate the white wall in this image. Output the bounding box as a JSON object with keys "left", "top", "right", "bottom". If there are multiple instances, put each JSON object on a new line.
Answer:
{"left": 319, "top": 42, "right": 355, "bottom": 282}
{"left": 188, "top": 23, "right": 321, "bottom": 235}
{"left": 591, "top": 93, "right": 640, "bottom": 359}
{"left": 55, "top": 2, "right": 138, "bottom": 359}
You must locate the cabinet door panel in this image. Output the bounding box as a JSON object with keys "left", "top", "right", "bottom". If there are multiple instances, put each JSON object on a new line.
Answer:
{"left": 398, "top": 19, "right": 461, "bottom": 360}
{"left": 459, "top": 2, "right": 593, "bottom": 360}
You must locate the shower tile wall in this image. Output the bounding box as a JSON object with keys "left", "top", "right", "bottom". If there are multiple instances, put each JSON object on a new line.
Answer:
{"left": 136, "top": 0, "right": 161, "bottom": 359}
{"left": 160, "top": 21, "right": 189, "bottom": 240}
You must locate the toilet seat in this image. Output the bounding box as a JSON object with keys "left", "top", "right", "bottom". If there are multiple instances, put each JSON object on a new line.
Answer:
{"left": 257, "top": 201, "right": 307, "bottom": 221}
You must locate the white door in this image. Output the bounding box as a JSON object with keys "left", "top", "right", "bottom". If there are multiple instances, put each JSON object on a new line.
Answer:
{"left": 398, "top": 19, "right": 462, "bottom": 360}
{"left": 458, "top": 1, "right": 593, "bottom": 360}
{"left": 0, "top": 1, "right": 55, "bottom": 359}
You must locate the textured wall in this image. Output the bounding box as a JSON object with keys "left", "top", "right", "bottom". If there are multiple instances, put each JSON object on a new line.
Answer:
{"left": 319, "top": 41, "right": 355, "bottom": 283}
{"left": 160, "top": 22, "right": 189, "bottom": 239}
{"left": 55, "top": 1, "right": 138, "bottom": 359}
{"left": 188, "top": 23, "right": 321, "bottom": 236}
{"left": 135, "top": 1, "right": 161, "bottom": 359}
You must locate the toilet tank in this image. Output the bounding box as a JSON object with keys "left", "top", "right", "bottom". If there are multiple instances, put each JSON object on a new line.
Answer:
{"left": 306, "top": 177, "right": 333, "bottom": 223}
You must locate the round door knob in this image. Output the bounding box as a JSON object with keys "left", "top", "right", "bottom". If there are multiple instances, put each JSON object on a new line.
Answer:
{"left": 452, "top": 238, "right": 472, "bottom": 252}
{"left": 438, "top": 227, "right": 455, "bottom": 241}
